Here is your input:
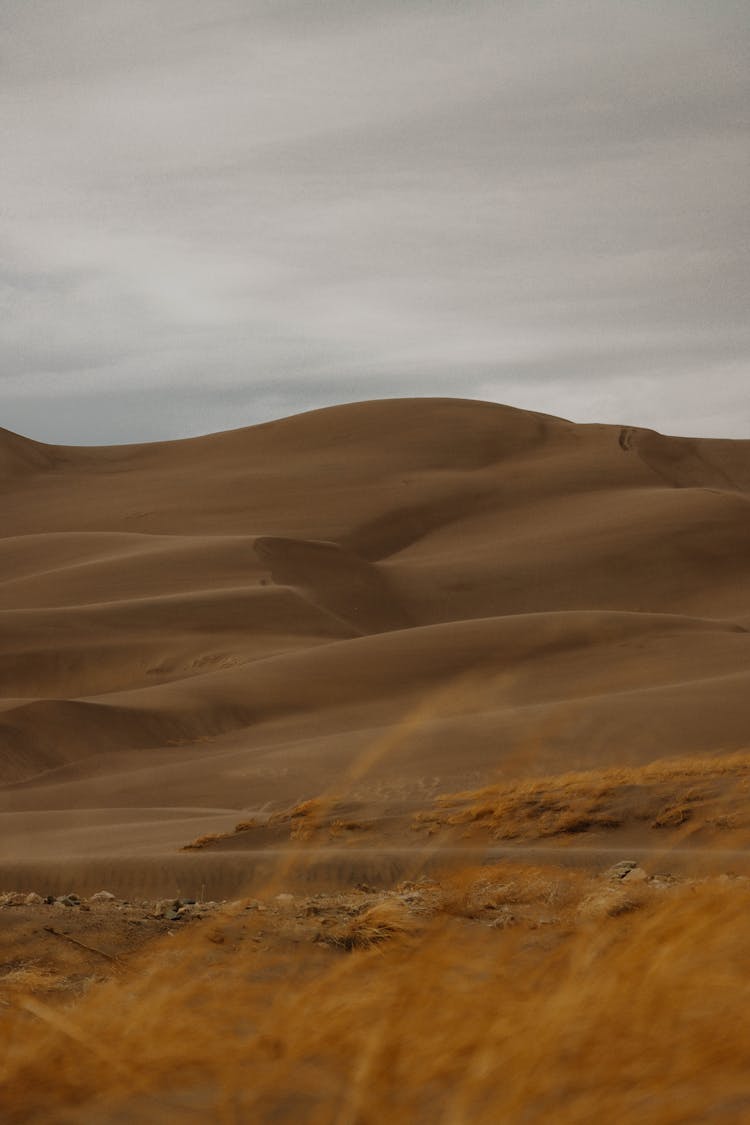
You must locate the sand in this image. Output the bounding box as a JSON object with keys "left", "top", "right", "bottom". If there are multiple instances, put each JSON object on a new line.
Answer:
{"left": 1, "top": 397, "right": 749, "bottom": 896}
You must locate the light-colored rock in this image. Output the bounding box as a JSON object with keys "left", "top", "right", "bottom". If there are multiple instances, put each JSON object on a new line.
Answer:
{"left": 649, "top": 876, "right": 678, "bottom": 891}
{"left": 606, "top": 860, "right": 638, "bottom": 880}
{"left": 89, "top": 891, "right": 117, "bottom": 903}
{"left": 0, "top": 892, "right": 26, "bottom": 907}
{"left": 622, "top": 866, "right": 648, "bottom": 883}
{"left": 275, "top": 893, "right": 295, "bottom": 913}
{"left": 24, "top": 892, "right": 43, "bottom": 905}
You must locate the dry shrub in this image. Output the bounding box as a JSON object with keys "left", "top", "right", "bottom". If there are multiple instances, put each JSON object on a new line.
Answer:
{"left": 652, "top": 805, "right": 692, "bottom": 829}
{"left": 270, "top": 797, "right": 328, "bottom": 841}
{"left": 325, "top": 900, "right": 416, "bottom": 950}
{"left": 329, "top": 819, "right": 370, "bottom": 835}
{"left": 233, "top": 818, "right": 257, "bottom": 833}
{"left": 181, "top": 801, "right": 369, "bottom": 851}
{"left": 3, "top": 871, "right": 748, "bottom": 1122}
{"left": 181, "top": 818, "right": 258, "bottom": 850}
{"left": 435, "top": 863, "right": 580, "bottom": 920}
{"left": 180, "top": 832, "right": 227, "bottom": 851}
{"left": 0, "top": 966, "right": 69, "bottom": 996}
{"left": 268, "top": 799, "right": 370, "bottom": 842}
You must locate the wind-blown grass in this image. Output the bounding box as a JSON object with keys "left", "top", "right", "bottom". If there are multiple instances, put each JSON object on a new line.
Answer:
{"left": 2, "top": 867, "right": 749, "bottom": 1123}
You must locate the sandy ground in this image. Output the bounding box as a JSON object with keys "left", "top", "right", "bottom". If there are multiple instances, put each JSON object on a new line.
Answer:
{"left": 1, "top": 397, "right": 749, "bottom": 893}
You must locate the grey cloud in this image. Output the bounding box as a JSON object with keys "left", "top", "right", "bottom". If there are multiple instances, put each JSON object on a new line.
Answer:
{"left": 0, "top": 0, "right": 748, "bottom": 443}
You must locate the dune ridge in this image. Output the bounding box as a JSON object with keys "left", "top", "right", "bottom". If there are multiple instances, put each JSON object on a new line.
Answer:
{"left": 1, "top": 397, "right": 749, "bottom": 888}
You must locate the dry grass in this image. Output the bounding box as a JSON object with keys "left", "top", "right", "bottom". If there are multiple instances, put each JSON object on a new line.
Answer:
{"left": 2, "top": 866, "right": 750, "bottom": 1122}
{"left": 415, "top": 751, "right": 750, "bottom": 841}
{"left": 9, "top": 752, "right": 750, "bottom": 1120}
{"left": 180, "top": 832, "right": 228, "bottom": 851}
{"left": 182, "top": 801, "right": 373, "bottom": 850}
{"left": 323, "top": 900, "right": 417, "bottom": 950}
{"left": 274, "top": 797, "right": 330, "bottom": 841}
{"left": 0, "top": 965, "right": 71, "bottom": 996}
{"left": 185, "top": 752, "right": 750, "bottom": 854}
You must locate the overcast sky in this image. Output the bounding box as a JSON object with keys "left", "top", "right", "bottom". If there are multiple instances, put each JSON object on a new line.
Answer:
{"left": 2, "top": 0, "right": 748, "bottom": 444}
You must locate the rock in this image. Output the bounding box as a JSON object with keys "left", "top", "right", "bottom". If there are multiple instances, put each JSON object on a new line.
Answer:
{"left": 0, "top": 892, "right": 26, "bottom": 907}
{"left": 89, "top": 891, "right": 117, "bottom": 903}
{"left": 56, "top": 895, "right": 80, "bottom": 908}
{"left": 621, "top": 866, "right": 648, "bottom": 884}
{"left": 24, "top": 892, "right": 44, "bottom": 906}
{"left": 606, "top": 860, "right": 638, "bottom": 880}
{"left": 400, "top": 893, "right": 423, "bottom": 905}
{"left": 649, "top": 875, "right": 678, "bottom": 890}
{"left": 275, "top": 893, "right": 295, "bottom": 913}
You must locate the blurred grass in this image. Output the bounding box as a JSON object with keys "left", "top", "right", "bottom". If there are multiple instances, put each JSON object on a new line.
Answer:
{"left": 2, "top": 865, "right": 749, "bottom": 1123}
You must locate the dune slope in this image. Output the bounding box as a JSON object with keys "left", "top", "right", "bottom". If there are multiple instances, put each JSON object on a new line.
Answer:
{"left": 0, "top": 398, "right": 748, "bottom": 887}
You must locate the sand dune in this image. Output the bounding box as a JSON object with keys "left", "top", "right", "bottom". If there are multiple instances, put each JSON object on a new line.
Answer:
{"left": 1, "top": 398, "right": 749, "bottom": 889}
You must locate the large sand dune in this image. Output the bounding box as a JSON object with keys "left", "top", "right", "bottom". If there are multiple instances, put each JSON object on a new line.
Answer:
{"left": 1, "top": 397, "right": 749, "bottom": 892}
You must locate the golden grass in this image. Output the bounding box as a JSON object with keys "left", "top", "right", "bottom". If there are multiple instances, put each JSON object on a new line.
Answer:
{"left": 323, "top": 900, "right": 417, "bottom": 950}
{"left": 0, "top": 965, "right": 70, "bottom": 996}
{"left": 9, "top": 752, "right": 750, "bottom": 1119}
{"left": 183, "top": 751, "right": 750, "bottom": 852}
{"left": 182, "top": 801, "right": 373, "bottom": 850}
{"left": 180, "top": 832, "right": 227, "bottom": 851}
{"left": 416, "top": 751, "right": 750, "bottom": 841}
{"left": 2, "top": 866, "right": 750, "bottom": 1122}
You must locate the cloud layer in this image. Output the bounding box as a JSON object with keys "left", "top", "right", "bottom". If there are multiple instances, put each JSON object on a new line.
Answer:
{"left": 2, "top": 0, "right": 748, "bottom": 442}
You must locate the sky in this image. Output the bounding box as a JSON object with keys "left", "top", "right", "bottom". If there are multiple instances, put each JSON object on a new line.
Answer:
{"left": 1, "top": 0, "right": 748, "bottom": 444}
